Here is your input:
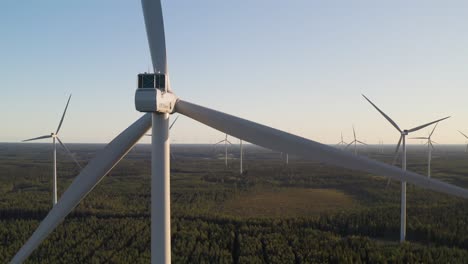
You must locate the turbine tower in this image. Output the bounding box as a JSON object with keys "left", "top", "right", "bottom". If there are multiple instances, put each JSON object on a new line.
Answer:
{"left": 346, "top": 126, "right": 367, "bottom": 155}
{"left": 22, "top": 95, "right": 82, "bottom": 206}
{"left": 214, "top": 134, "right": 232, "bottom": 168}
{"left": 11, "top": 2, "right": 468, "bottom": 263}
{"left": 362, "top": 94, "right": 450, "bottom": 242}
{"left": 410, "top": 123, "right": 441, "bottom": 178}
{"left": 240, "top": 139, "right": 244, "bottom": 175}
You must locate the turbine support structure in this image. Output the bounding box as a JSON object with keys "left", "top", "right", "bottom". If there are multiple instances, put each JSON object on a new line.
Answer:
{"left": 151, "top": 113, "right": 171, "bottom": 264}
{"left": 400, "top": 135, "right": 407, "bottom": 242}
{"left": 53, "top": 137, "right": 57, "bottom": 205}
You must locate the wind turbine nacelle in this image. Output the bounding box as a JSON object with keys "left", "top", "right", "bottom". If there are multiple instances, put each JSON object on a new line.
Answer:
{"left": 135, "top": 73, "right": 178, "bottom": 113}
{"left": 135, "top": 89, "right": 177, "bottom": 113}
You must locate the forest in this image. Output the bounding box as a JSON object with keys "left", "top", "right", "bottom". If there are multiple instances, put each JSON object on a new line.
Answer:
{"left": 0, "top": 143, "right": 467, "bottom": 263}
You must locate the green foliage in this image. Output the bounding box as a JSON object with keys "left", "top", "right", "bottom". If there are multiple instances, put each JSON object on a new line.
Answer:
{"left": 0, "top": 143, "right": 467, "bottom": 263}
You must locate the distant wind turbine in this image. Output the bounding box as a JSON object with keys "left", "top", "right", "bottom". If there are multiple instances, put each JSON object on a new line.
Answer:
{"left": 346, "top": 126, "right": 367, "bottom": 155}
{"left": 362, "top": 94, "right": 450, "bottom": 242}
{"left": 458, "top": 130, "right": 468, "bottom": 153}
{"left": 336, "top": 132, "right": 347, "bottom": 148}
{"left": 214, "top": 134, "right": 233, "bottom": 168}
{"left": 410, "top": 123, "right": 440, "bottom": 178}
{"left": 22, "top": 95, "right": 81, "bottom": 206}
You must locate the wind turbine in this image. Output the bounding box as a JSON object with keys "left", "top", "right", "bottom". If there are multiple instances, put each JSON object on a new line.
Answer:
{"left": 283, "top": 152, "right": 289, "bottom": 165}
{"left": 11, "top": 2, "right": 468, "bottom": 263}
{"left": 214, "top": 134, "right": 233, "bottom": 168}
{"left": 362, "top": 94, "right": 450, "bottom": 242}
{"left": 458, "top": 130, "right": 468, "bottom": 153}
{"left": 335, "top": 132, "right": 347, "bottom": 148}
{"left": 22, "top": 95, "right": 82, "bottom": 206}
{"left": 346, "top": 126, "right": 367, "bottom": 155}
{"left": 410, "top": 123, "right": 441, "bottom": 178}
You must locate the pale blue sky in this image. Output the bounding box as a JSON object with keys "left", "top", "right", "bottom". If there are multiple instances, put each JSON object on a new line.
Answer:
{"left": 1, "top": 1, "right": 468, "bottom": 144}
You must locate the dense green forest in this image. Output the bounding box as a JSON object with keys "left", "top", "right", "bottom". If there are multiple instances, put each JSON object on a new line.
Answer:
{"left": 0, "top": 143, "right": 467, "bottom": 263}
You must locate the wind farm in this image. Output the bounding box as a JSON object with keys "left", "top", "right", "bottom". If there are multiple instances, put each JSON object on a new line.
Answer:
{"left": 1, "top": 1, "right": 468, "bottom": 263}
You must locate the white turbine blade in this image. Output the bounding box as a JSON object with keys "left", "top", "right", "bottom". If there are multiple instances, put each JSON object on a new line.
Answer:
{"left": 429, "top": 122, "right": 439, "bottom": 137}
{"left": 214, "top": 140, "right": 224, "bottom": 145}
{"left": 458, "top": 130, "right": 468, "bottom": 139}
{"left": 226, "top": 140, "right": 233, "bottom": 145}
{"left": 175, "top": 100, "right": 468, "bottom": 198}
{"left": 391, "top": 135, "right": 403, "bottom": 165}
{"left": 352, "top": 126, "right": 356, "bottom": 140}
{"left": 56, "top": 94, "right": 72, "bottom": 134}
{"left": 169, "top": 115, "right": 180, "bottom": 130}
{"left": 22, "top": 135, "right": 52, "bottom": 142}
{"left": 142, "top": 0, "right": 167, "bottom": 75}
{"left": 345, "top": 140, "right": 355, "bottom": 149}
{"left": 56, "top": 137, "right": 82, "bottom": 169}
{"left": 409, "top": 137, "right": 428, "bottom": 140}
{"left": 10, "top": 113, "right": 151, "bottom": 263}
{"left": 408, "top": 116, "right": 450, "bottom": 133}
{"left": 362, "top": 94, "right": 402, "bottom": 133}
{"left": 357, "top": 140, "right": 368, "bottom": 146}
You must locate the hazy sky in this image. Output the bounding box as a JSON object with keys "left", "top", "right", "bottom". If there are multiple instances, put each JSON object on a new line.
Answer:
{"left": 1, "top": 1, "right": 468, "bottom": 145}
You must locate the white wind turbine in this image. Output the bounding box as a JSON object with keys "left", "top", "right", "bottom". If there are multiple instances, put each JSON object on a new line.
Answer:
{"left": 362, "top": 94, "right": 450, "bottom": 242}
{"left": 11, "top": 1, "right": 468, "bottom": 263}
{"left": 458, "top": 130, "right": 468, "bottom": 153}
{"left": 346, "top": 126, "right": 367, "bottom": 155}
{"left": 214, "top": 133, "right": 233, "bottom": 168}
{"left": 335, "top": 132, "right": 347, "bottom": 148}
{"left": 410, "top": 123, "right": 441, "bottom": 178}
{"left": 22, "top": 95, "right": 82, "bottom": 206}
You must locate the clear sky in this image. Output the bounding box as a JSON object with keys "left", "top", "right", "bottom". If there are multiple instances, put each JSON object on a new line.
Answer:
{"left": 1, "top": 0, "right": 468, "bottom": 145}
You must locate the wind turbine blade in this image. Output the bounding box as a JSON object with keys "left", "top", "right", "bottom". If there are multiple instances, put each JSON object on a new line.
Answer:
{"left": 214, "top": 140, "right": 224, "bottom": 145}
{"left": 357, "top": 140, "right": 368, "bottom": 146}
{"left": 56, "top": 94, "right": 72, "bottom": 134}
{"left": 429, "top": 122, "right": 439, "bottom": 137}
{"left": 56, "top": 137, "right": 82, "bottom": 169}
{"left": 142, "top": 0, "right": 167, "bottom": 75}
{"left": 391, "top": 135, "right": 403, "bottom": 165}
{"left": 345, "top": 140, "right": 355, "bottom": 149}
{"left": 175, "top": 99, "right": 468, "bottom": 198}
{"left": 10, "top": 113, "right": 152, "bottom": 263}
{"left": 362, "top": 94, "right": 402, "bottom": 133}
{"left": 408, "top": 116, "right": 450, "bottom": 133}
{"left": 22, "top": 135, "right": 52, "bottom": 142}
{"left": 458, "top": 130, "right": 468, "bottom": 139}
{"left": 409, "top": 137, "right": 428, "bottom": 140}
{"left": 169, "top": 115, "right": 180, "bottom": 130}
{"left": 352, "top": 126, "right": 356, "bottom": 140}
